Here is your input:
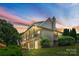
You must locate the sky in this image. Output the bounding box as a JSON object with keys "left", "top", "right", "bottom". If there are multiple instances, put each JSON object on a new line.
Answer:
{"left": 0, "top": 3, "right": 79, "bottom": 27}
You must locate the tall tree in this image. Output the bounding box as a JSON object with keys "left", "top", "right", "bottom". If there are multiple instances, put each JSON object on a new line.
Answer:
{"left": 63, "top": 28, "right": 70, "bottom": 36}
{"left": 0, "top": 19, "right": 21, "bottom": 46}
{"left": 70, "top": 28, "right": 76, "bottom": 41}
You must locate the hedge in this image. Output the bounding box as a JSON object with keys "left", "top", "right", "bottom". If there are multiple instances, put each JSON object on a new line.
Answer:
{"left": 58, "top": 36, "right": 75, "bottom": 46}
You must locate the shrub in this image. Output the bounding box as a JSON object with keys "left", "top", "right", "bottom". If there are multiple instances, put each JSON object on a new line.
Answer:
{"left": 40, "top": 37, "right": 51, "bottom": 48}
{"left": 58, "top": 36, "right": 75, "bottom": 46}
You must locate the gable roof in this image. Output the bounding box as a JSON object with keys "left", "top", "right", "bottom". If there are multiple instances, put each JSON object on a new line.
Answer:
{"left": 36, "top": 18, "right": 53, "bottom": 30}
{"left": 21, "top": 17, "right": 56, "bottom": 35}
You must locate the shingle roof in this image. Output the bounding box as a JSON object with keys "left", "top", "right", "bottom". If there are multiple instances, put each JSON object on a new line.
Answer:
{"left": 21, "top": 17, "right": 56, "bottom": 35}
{"left": 34, "top": 17, "right": 55, "bottom": 30}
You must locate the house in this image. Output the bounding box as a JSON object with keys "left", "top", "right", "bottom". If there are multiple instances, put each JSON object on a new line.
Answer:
{"left": 21, "top": 17, "right": 60, "bottom": 49}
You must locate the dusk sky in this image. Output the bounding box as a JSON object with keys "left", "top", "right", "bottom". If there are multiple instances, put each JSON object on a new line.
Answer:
{"left": 0, "top": 3, "right": 79, "bottom": 27}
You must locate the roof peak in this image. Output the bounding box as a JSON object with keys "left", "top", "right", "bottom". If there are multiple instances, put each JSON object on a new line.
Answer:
{"left": 46, "top": 16, "right": 56, "bottom": 22}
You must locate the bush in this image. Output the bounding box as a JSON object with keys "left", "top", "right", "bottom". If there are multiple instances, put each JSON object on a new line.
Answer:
{"left": 40, "top": 37, "right": 51, "bottom": 48}
{"left": 77, "top": 35, "right": 79, "bottom": 43}
{"left": 58, "top": 36, "right": 75, "bottom": 46}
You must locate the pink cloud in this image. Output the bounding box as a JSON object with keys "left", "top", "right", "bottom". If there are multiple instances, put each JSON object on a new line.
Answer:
{"left": 0, "top": 7, "right": 33, "bottom": 25}
{"left": 0, "top": 7, "right": 65, "bottom": 28}
{"left": 56, "top": 20, "right": 65, "bottom": 26}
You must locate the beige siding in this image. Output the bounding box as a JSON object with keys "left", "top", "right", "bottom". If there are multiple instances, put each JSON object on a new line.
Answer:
{"left": 40, "top": 29, "right": 57, "bottom": 46}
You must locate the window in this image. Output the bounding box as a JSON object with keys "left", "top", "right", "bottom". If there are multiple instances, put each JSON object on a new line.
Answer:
{"left": 37, "top": 31, "right": 40, "bottom": 34}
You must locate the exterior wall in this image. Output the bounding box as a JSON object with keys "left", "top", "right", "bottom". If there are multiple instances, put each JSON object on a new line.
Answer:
{"left": 21, "top": 35, "right": 41, "bottom": 49}
{"left": 21, "top": 20, "right": 57, "bottom": 49}
{"left": 21, "top": 26, "right": 41, "bottom": 49}
{"left": 21, "top": 28, "right": 58, "bottom": 49}
{"left": 40, "top": 29, "right": 57, "bottom": 47}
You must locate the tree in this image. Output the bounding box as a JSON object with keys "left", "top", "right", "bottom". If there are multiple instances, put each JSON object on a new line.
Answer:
{"left": 0, "top": 19, "right": 21, "bottom": 46}
{"left": 70, "top": 28, "right": 77, "bottom": 42}
{"left": 63, "top": 28, "right": 70, "bottom": 36}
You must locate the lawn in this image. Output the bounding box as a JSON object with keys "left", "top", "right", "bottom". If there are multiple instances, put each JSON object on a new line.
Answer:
{"left": 0, "top": 44, "right": 79, "bottom": 56}
{"left": 0, "top": 45, "right": 22, "bottom": 56}
{"left": 24, "top": 44, "right": 79, "bottom": 56}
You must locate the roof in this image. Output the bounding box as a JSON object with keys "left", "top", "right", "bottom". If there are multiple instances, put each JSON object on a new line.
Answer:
{"left": 21, "top": 17, "right": 57, "bottom": 35}
{"left": 21, "top": 21, "right": 43, "bottom": 35}
{"left": 37, "top": 21, "right": 53, "bottom": 30}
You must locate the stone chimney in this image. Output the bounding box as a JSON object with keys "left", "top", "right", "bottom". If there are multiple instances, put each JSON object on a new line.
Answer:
{"left": 52, "top": 16, "right": 56, "bottom": 30}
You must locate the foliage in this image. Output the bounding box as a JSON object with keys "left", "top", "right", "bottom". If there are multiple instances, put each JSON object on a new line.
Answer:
{"left": 0, "top": 19, "right": 21, "bottom": 46}
{"left": 63, "top": 28, "right": 70, "bottom": 36}
{"left": 70, "top": 28, "right": 77, "bottom": 42}
{"left": 58, "top": 36, "right": 75, "bottom": 46}
{"left": 62, "top": 28, "right": 77, "bottom": 42}
{"left": 0, "top": 45, "right": 22, "bottom": 56}
{"left": 77, "top": 34, "right": 79, "bottom": 43}
{"left": 40, "top": 37, "right": 51, "bottom": 48}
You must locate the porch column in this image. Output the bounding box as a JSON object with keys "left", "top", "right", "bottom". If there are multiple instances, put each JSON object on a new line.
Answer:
{"left": 28, "top": 43, "right": 30, "bottom": 50}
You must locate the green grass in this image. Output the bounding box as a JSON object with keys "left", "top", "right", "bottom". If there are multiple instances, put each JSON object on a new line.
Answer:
{"left": 0, "top": 44, "right": 79, "bottom": 56}
{"left": 0, "top": 45, "right": 22, "bottom": 56}
{"left": 25, "top": 44, "right": 79, "bottom": 56}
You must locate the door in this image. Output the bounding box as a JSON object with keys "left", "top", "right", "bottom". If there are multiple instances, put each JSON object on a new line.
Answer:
{"left": 35, "top": 40, "right": 39, "bottom": 49}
